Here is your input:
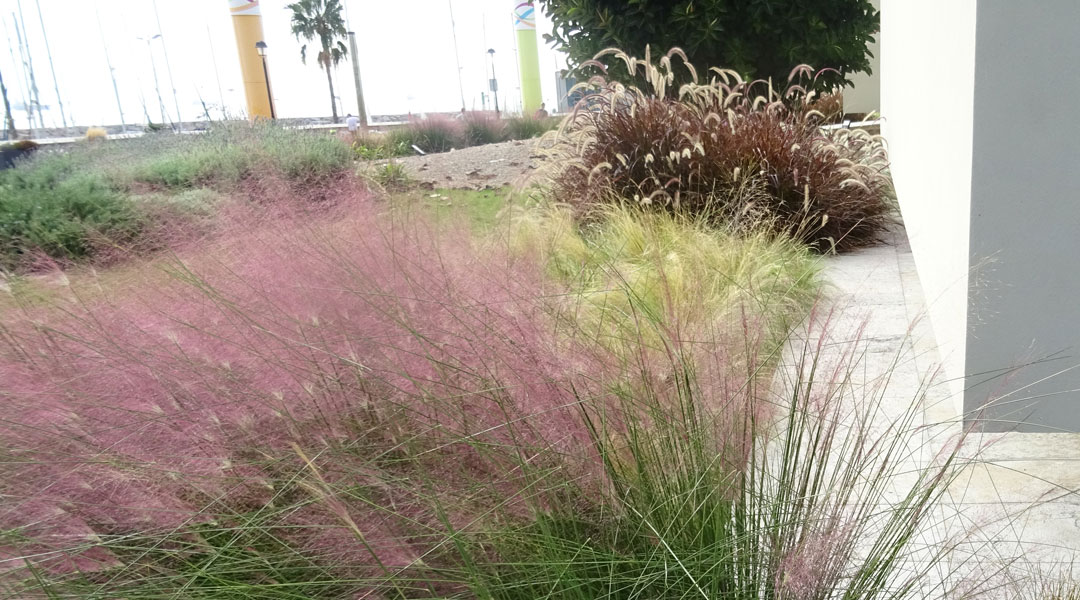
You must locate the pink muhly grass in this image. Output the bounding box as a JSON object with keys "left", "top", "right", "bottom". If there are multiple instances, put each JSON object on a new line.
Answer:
{"left": 400, "top": 114, "right": 465, "bottom": 153}
{"left": 0, "top": 199, "right": 808, "bottom": 596}
{"left": 0, "top": 202, "right": 616, "bottom": 579}
{"left": 775, "top": 519, "right": 856, "bottom": 600}
{"left": 463, "top": 111, "right": 507, "bottom": 146}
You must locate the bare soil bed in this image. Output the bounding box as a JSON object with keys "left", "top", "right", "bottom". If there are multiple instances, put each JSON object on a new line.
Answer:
{"left": 382, "top": 139, "right": 551, "bottom": 190}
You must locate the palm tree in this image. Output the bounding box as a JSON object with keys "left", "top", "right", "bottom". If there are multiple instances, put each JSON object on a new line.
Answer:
{"left": 286, "top": 0, "right": 348, "bottom": 123}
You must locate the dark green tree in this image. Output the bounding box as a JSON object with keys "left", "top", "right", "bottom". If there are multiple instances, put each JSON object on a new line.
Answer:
{"left": 541, "top": 0, "right": 878, "bottom": 91}
{"left": 286, "top": 0, "right": 348, "bottom": 123}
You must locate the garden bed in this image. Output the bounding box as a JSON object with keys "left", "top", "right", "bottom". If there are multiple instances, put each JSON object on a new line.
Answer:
{"left": 380, "top": 138, "right": 549, "bottom": 190}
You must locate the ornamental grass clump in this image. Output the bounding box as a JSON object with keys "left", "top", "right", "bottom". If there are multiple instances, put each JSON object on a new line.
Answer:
{"left": 128, "top": 122, "right": 352, "bottom": 188}
{"left": 0, "top": 195, "right": 981, "bottom": 598}
{"left": 504, "top": 203, "right": 821, "bottom": 354}
{"left": 547, "top": 47, "right": 894, "bottom": 251}
{"left": 0, "top": 123, "right": 359, "bottom": 271}
{"left": 0, "top": 205, "right": 604, "bottom": 595}
{"left": 463, "top": 110, "right": 507, "bottom": 146}
{"left": 505, "top": 114, "right": 560, "bottom": 140}
{"left": 397, "top": 114, "right": 465, "bottom": 153}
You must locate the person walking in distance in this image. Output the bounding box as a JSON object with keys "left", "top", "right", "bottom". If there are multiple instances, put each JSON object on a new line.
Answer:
{"left": 345, "top": 113, "right": 360, "bottom": 136}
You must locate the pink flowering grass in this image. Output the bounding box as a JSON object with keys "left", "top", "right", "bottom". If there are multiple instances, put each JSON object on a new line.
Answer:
{"left": 394, "top": 114, "right": 465, "bottom": 154}
{"left": 0, "top": 194, "right": 977, "bottom": 599}
{"left": 0, "top": 197, "right": 786, "bottom": 596}
{"left": 463, "top": 111, "right": 507, "bottom": 146}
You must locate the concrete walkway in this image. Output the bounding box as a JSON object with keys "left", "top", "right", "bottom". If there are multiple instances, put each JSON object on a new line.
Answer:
{"left": 809, "top": 224, "right": 1080, "bottom": 596}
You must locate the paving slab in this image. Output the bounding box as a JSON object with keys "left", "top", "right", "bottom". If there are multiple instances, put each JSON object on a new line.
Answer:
{"left": 789, "top": 222, "right": 1080, "bottom": 596}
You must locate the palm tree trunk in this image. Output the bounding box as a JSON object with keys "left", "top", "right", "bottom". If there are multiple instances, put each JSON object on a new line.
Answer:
{"left": 324, "top": 63, "right": 338, "bottom": 123}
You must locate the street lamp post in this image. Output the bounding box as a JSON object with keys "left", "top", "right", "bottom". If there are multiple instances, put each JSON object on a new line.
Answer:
{"left": 254, "top": 41, "right": 276, "bottom": 119}
{"left": 487, "top": 48, "right": 499, "bottom": 114}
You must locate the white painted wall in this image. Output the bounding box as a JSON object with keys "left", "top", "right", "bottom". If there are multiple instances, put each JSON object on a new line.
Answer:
{"left": 880, "top": 0, "right": 976, "bottom": 399}
{"left": 845, "top": 0, "right": 880, "bottom": 115}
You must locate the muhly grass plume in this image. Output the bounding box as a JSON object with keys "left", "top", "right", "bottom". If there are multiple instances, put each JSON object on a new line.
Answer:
{"left": 0, "top": 196, "right": 995, "bottom": 598}
{"left": 0, "top": 196, "right": 822, "bottom": 596}
{"left": 0, "top": 202, "right": 619, "bottom": 591}
{"left": 356, "top": 112, "right": 561, "bottom": 159}
{"left": 463, "top": 110, "right": 507, "bottom": 146}
{"left": 396, "top": 114, "right": 465, "bottom": 153}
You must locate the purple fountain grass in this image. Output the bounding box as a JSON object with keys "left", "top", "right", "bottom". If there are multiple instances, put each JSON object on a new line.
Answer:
{"left": 547, "top": 49, "right": 894, "bottom": 252}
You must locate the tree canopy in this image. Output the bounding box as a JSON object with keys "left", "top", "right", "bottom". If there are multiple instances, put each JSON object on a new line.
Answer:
{"left": 287, "top": 0, "right": 348, "bottom": 121}
{"left": 541, "top": 0, "right": 878, "bottom": 90}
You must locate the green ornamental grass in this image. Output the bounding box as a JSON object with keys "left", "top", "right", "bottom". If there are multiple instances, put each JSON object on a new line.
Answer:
{"left": 0, "top": 123, "right": 356, "bottom": 270}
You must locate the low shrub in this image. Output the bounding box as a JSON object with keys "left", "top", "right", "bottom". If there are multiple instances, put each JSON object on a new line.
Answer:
{"left": 359, "top": 113, "right": 558, "bottom": 157}
{"left": 0, "top": 155, "right": 143, "bottom": 270}
{"left": 0, "top": 139, "right": 38, "bottom": 169}
{"left": 131, "top": 139, "right": 253, "bottom": 188}
{"left": 547, "top": 48, "right": 894, "bottom": 251}
{"left": 352, "top": 130, "right": 410, "bottom": 160}
{"left": 0, "top": 124, "right": 359, "bottom": 270}
{"left": 130, "top": 124, "right": 352, "bottom": 188}
{"left": 261, "top": 126, "right": 353, "bottom": 181}
{"left": 368, "top": 160, "right": 410, "bottom": 189}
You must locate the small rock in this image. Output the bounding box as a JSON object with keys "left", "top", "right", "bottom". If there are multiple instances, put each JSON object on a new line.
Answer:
{"left": 419, "top": 181, "right": 435, "bottom": 190}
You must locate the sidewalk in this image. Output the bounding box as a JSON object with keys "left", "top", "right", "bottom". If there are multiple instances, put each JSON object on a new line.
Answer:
{"left": 807, "top": 222, "right": 1080, "bottom": 594}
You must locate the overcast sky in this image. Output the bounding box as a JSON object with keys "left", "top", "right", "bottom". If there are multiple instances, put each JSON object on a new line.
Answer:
{"left": 0, "top": 0, "right": 570, "bottom": 128}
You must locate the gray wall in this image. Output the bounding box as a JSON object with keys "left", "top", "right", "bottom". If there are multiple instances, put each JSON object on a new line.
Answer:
{"left": 967, "top": 1, "right": 1080, "bottom": 431}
